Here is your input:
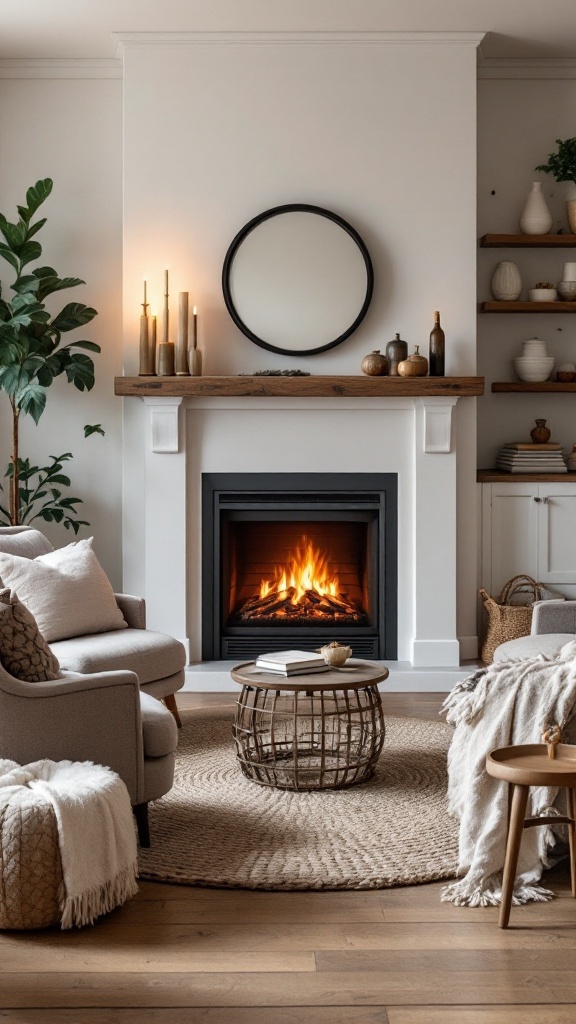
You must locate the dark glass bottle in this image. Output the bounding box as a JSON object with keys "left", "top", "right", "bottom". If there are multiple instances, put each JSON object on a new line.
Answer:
{"left": 429, "top": 310, "right": 445, "bottom": 376}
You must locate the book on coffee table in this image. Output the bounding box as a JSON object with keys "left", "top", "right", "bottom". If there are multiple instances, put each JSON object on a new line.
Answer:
{"left": 255, "top": 650, "right": 329, "bottom": 675}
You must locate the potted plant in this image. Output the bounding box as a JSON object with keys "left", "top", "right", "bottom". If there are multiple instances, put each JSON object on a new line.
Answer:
{"left": 528, "top": 281, "right": 557, "bottom": 302}
{"left": 535, "top": 137, "right": 576, "bottom": 233}
{"left": 0, "top": 178, "right": 101, "bottom": 529}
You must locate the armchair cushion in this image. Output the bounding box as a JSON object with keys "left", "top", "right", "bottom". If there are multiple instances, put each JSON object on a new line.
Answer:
{"left": 51, "top": 627, "right": 186, "bottom": 686}
{"left": 0, "top": 589, "right": 61, "bottom": 682}
{"left": 493, "top": 632, "right": 575, "bottom": 663}
{"left": 140, "top": 692, "right": 179, "bottom": 757}
{"left": 0, "top": 538, "right": 126, "bottom": 643}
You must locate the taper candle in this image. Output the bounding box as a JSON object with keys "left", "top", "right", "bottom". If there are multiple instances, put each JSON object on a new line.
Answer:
{"left": 188, "top": 305, "right": 202, "bottom": 375}
{"left": 175, "top": 291, "right": 189, "bottom": 375}
{"left": 163, "top": 268, "right": 169, "bottom": 343}
{"left": 193, "top": 305, "right": 198, "bottom": 348}
{"left": 139, "top": 279, "right": 155, "bottom": 375}
{"left": 149, "top": 314, "right": 157, "bottom": 372}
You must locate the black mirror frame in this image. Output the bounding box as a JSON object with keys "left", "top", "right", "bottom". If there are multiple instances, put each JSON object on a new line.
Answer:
{"left": 222, "top": 203, "right": 374, "bottom": 357}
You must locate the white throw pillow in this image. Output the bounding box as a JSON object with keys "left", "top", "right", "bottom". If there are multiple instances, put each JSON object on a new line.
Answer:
{"left": 0, "top": 538, "right": 127, "bottom": 643}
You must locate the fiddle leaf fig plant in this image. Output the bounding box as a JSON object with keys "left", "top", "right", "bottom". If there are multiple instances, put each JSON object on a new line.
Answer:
{"left": 0, "top": 178, "right": 100, "bottom": 526}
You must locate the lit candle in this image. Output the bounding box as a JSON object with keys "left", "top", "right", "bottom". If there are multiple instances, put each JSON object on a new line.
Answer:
{"left": 175, "top": 291, "right": 189, "bottom": 375}
{"left": 139, "top": 279, "right": 155, "bottom": 375}
{"left": 163, "top": 268, "right": 169, "bottom": 343}
{"left": 189, "top": 305, "right": 202, "bottom": 376}
{"left": 193, "top": 305, "right": 198, "bottom": 349}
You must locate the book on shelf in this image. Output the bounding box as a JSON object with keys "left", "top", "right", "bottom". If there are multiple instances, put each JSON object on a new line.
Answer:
{"left": 255, "top": 650, "right": 329, "bottom": 675}
{"left": 501, "top": 442, "right": 561, "bottom": 451}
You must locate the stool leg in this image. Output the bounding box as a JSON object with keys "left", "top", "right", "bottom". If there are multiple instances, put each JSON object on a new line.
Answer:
{"left": 499, "top": 783, "right": 529, "bottom": 929}
{"left": 567, "top": 787, "right": 576, "bottom": 898}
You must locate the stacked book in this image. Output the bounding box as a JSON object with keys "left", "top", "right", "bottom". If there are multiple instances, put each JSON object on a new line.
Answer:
{"left": 255, "top": 650, "right": 329, "bottom": 676}
{"left": 495, "top": 442, "right": 567, "bottom": 474}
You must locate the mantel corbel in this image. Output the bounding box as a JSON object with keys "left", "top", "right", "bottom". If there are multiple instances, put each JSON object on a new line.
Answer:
{"left": 417, "top": 396, "right": 458, "bottom": 454}
{"left": 142, "top": 396, "right": 183, "bottom": 452}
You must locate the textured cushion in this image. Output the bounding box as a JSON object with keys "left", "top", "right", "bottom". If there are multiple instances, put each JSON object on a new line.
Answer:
{"left": 493, "top": 633, "right": 575, "bottom": 663}
{"left": 0, "top": 538, "right": 126, "bottom": 643}
{"left": 0, "top": 528, "right": 53, "bottom": 559}
{"left": 140, "top": 692, "right": 179, "bottom": 758}
{"left": 51, "top": 627, "right": 186, "bottom": 685}
{"left": 0, "top": 787, "right": 62, "bottom": 929}
{"left": 0, "top": 589, "right": 61, "bottom": 682}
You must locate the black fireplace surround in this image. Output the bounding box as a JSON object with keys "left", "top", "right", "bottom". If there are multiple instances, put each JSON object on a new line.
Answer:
{"left": 202, "top": 473, "right": 397, "bottom": 661}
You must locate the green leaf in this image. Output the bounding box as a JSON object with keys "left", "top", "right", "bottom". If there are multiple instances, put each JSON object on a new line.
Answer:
{"left": 65, "top": 353, "right": 95, "bottom": 391}
{"left": 25, "top": 217, "right": 47, "bottom": 240}
{"left": 0, "top": 244, "right": 19, "bottom": 271}
{"left": 17, "top": 384, "right": 46, "bottom": 423}
{"left": 0, "top": 364, "right": 24, "bottom": 395}
{"left": 64, "top": 339, "right": 100, "bottom": 353}
{"left": 12, "top": 275, "right": 40, "bottom": 295}
{"left": 33, "top": 271, "right": 85, "bottom": 301}
{"left": 23, "top": 179, "right": 53, "bottom": 220}
{"left": 51, "top": 302, "right": 97, "bottom": 333}
{"left": 84, "top": 423, "right": 105, "bottom": 437}
{"left": 16, "top": 240, "right": 42, "bottom": 269}
{"left": 0, "top": 219, "right": 26, "bottom": 249}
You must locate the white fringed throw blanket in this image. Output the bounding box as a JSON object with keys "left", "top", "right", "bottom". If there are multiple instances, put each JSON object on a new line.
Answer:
{"left": 0, "top": 758, "right": 138, "bottom": 928}
{"left": 441, "top": 639, "right": 576, "bottom": 907}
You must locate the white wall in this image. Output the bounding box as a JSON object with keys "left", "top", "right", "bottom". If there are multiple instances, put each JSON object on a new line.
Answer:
{"left": 121, "top": 33, "right": 480, "bottom": 656}
{"left": 0, "top": 75, "right": 123, "bottom": 585}
{"left": 477, "top": 75, "right": 576, "bottom": 468}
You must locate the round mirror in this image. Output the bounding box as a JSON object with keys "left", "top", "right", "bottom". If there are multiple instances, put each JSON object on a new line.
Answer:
{"left": 222, "top": 204, "right": 374, "bottom": 356}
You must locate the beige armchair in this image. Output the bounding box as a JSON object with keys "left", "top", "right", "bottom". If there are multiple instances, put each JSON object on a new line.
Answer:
{"left": 0, "top": 526, "right": 186, "bottom": 726}
{"left": 0, "top": 658, "right": 177, "bottom": 846}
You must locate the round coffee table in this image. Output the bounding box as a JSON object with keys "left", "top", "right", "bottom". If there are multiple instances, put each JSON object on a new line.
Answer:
{"left": 231, "top": 659, "right": 388, "bottom": 791}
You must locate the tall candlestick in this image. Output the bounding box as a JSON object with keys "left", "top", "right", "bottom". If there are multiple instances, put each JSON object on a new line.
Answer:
{"left": 193, "top": 305, "right": 198, "bottom": 349}
{"left": 175, "top": 291, "right": 189, "bottom": 375}
{"left": 163, "top": 268, "right": 169, "bottom": 343}
{"left": 188, "top": 305, "right": 202, "bottom": 376}
{"left": 149, "top": 314, "right": 157, "bottom": 372}
{"left": 139, "top": 279, "right": 155, "bottom": 374}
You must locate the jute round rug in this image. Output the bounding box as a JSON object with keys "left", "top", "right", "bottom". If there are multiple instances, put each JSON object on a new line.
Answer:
{"left": 138, "top": 708, "right": 459, "bottom": 890}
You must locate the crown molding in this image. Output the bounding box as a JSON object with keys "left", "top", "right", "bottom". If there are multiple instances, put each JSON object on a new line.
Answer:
{"left": 114, "top": 30, "right": 485, "bottom": 55}
{"left": 478, "top": 58, "right": 576, "bottom": 80}
{"left": 0, "top": 58, "right": 122, "bottom": 79}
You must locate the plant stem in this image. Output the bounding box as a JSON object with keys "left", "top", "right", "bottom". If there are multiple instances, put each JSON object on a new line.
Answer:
{"left": 10, "top": 398, "right": 20, "bottom": 526}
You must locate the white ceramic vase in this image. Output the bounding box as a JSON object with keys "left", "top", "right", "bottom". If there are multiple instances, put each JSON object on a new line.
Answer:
{"left": 491, "top": 261, "right": 522, "bottom": 301}
{"left": 519, "top": 182, "right": 553, "bottom": 235}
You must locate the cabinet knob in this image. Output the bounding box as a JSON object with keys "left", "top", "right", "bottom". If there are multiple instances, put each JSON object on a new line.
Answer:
{"left": 534, "top": 497, "right": 541, "bottom": 503}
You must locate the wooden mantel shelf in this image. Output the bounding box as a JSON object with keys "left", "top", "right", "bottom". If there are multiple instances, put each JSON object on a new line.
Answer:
{"left": 114, "top": 375, "right": 484, "bottom": 399}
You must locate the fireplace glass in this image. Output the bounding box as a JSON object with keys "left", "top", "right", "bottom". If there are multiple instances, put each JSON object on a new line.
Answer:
{"left": 202, "top": 473, "right": 397, "bottom": 661}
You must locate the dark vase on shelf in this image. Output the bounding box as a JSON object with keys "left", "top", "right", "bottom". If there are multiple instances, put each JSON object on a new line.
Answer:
{"left": 429, "top": 310, "right": 445, "bottom": 376}
{"left": 386, "top": 333, "right": 408, "bottom": 376}
{"left": 530, "top": 418, "right": 551, "bottom": 443}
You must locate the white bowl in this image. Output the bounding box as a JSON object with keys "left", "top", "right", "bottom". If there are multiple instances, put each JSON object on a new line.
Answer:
{"left": 513, "top": 356, "right": 555, "bottom": 382}
{"left": 528, "top": 288, "right": 557, "bottom": 302}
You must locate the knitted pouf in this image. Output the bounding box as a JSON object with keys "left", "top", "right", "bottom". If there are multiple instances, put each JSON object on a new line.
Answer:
{"left": 0, "top": 787, "right": 62, "bottom": 929}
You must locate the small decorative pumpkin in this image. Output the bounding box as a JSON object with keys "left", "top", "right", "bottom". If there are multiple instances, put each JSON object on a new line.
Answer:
{"left": 397, "top": 346, "right": 428, "bottom": 377}
{"left": 361, "top": 350, "right": 388, "bottom": 376}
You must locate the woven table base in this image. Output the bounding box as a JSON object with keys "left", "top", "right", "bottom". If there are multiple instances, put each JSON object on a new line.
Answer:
{"left": 138, "top": 709, "right": 459, "bottom": 891}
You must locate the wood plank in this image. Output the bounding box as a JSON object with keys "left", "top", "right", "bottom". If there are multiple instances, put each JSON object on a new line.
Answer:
{"left": 480, "top": 301, "right": 576, "bottom": 312}
{"left": 2, "top": 970, "right": 576, "bottom": 1007}
{"left": 123, "top": 892, "right": 387, "bottom": 924}
{"left": 388, "top": 1009, "right": 576, "bottom": 1024}
{"left": 491, "top": 381, "right": 576, "bottom": 392}
{"left": 316, "top": 948, "right": 576, "bottom": 972}
{"left": 113, "top": 375, "right": 484, "bottom": 399}
{"left": 478, "top": 470, "right": 576, "bottom": 483}
{"left": 0, "top": 1010, "right": 389, "bottom": 1024}
{"left": 480, "top": 233, "right": 576, "bottom": 248}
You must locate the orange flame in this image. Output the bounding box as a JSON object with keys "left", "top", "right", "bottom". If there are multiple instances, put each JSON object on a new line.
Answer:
{"left": 259, "top": 536, "right": 340, "bottom": 604}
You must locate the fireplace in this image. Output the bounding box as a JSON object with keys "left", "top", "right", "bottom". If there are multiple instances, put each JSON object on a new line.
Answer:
{"left": 202, "top": 473, "right": 397, "bottom": 661}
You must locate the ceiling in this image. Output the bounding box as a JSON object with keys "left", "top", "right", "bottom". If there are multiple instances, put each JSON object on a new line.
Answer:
{"left": 1, "top": 0, "right": 576, "bottom": 60}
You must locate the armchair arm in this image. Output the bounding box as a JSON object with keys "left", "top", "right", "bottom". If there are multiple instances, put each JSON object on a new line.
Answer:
{"left": 531, "top": 600, "right": 576, "bottom": 636}
{"left": 114, "top": 593, "right": 146, "bottom": 630}
{"left": 0, "top": 666, "right": 145, "bottom": 805}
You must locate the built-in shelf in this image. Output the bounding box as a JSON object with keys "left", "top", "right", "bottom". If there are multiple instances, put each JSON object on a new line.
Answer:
{"left": 478, "top": 469, "right": 576, "bottom": 483}
{"left": 480, "top": 234, "right": 576, "bottom": 248}
{"left": 114, "top": 375, "right": 485, "bottom": 399}
{"left": 480, "top": 301, "right": 576, "bottom": 313}
{"left": 492, "top": 382, "right": 576, "bottom": 393}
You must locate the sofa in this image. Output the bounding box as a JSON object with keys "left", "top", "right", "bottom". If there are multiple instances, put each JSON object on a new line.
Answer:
{"left": 493, "top": 599, "right": 576, "bottom": 663}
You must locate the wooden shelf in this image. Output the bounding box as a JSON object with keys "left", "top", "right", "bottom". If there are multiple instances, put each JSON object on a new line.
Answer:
{"left": 480, "top": 233, "right": 576, "bottom": 248}
{"left": 114, "top": 375, "right": 485, "bottom": 399}
{"left": 492, "top": 381, "right": 576, "bottom": 393}
{"left": 478, "top": 469, "right": 576, "bottom": 483}
{"left": 480, "top": 301, "right": 576, "bottom": 313}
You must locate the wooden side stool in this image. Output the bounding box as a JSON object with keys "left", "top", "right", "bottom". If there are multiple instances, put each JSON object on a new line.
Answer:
{"left": 486, "top": 743, "right": 576, "bottom": 928}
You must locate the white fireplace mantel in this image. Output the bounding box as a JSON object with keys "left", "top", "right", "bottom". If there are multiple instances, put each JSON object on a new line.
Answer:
{"left": 124, "top": 389, "right": 481, "bottom": 674}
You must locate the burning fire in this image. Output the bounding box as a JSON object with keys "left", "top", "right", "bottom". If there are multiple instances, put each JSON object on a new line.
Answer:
{"left": 259, "top": 536, "right": 340, "bottom": 604}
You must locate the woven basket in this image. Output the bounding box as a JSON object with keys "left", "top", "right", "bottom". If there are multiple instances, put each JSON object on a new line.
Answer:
{"left": 479, "top": 574, "right": 544, "bottom": 664}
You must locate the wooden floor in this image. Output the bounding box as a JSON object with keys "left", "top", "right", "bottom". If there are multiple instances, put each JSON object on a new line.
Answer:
{"left": 2, "top": 692, "right": 576, "bottom": 1023}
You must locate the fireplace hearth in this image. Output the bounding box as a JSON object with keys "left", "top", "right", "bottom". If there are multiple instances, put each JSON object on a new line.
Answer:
{"left": 202, "top": 473, "right": 397, "bottom": 661}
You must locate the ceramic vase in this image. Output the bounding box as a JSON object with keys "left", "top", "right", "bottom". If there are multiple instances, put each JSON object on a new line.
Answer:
{"left": 519, "top": 182, "right": 553, "bottom": 235}
{"left": 567, "top": 200, "right": 576, "bottom": 234}
{"left": 530, "top": 419, "right": 551, "bottom": 444}
{"left": 568, "top": 444, "right": 576, "bottom": 472}
{"left": 491, "top": 261, "right": 522, "bottom": 301}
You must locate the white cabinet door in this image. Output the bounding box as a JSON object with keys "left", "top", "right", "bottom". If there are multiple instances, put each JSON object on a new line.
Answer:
{"left": 481, "top": 483, "right": 539, "bottom": 596}
{"left": 538, "top": 484, "right": 576, "bottom": 584}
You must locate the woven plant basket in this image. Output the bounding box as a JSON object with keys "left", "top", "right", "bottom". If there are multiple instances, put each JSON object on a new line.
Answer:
{"left": 479, "top": 574, "right": 544, "bottom": 664}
